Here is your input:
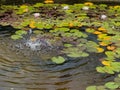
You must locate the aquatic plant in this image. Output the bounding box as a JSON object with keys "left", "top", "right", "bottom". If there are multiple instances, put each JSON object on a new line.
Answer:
{"left": 86, "top": 74, "right": 120, "bottom": 90}
{"left": 51, "top": 56, "right": 65, "bottom": 64}
{"left": 44, "top": 0, "right": 54, "bottom": 4}
{"left": 11, "top": 30, "right": 27, "bottom": 40}
{"left": 1, "top": 3, "right": 120, "bottom": 89}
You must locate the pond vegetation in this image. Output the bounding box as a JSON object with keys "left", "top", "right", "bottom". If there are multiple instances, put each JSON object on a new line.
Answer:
{"left": 1, "top": 1, "right": 120, "bottom": 90}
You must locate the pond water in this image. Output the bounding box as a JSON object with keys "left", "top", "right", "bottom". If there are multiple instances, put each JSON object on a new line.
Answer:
{"left": 0, "top": 26, "right": 114, "bottom": 90}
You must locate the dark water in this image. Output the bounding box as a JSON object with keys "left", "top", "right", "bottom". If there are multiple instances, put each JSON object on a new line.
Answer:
{"left": 0, "top": 26, "right": 114, "bottom": 90}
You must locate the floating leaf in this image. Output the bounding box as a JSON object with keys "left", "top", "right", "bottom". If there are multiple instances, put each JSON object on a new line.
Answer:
{"left": 51, "top": 56, "right": 65, "bottom": 64}
{"left": 86, "top": 86, "right": 96, "bottom": 90}
{"left": 67, "top": 51, "right": 89, "bottom": 58}
{"left": 86, "top": 28, "right": 95, "bottom": 33}
{"left": 15, "top": 30, "right": 27, "bottom": 35}
{"left": 104, "top": 66, "right": 115, "bottom": 74}
{"left": 105, "top": 82, "right": 119, "bottom": 89}
{"left": 96, "top": 86, "right": 106, "bottom": 90}
{"left": 96, "top": 67, "right": 105, "bottom": 73}
{"left": 105, "top": 51, "right": 115, "bottom": 60}
{"left": 11, "top": 35, "right": 22, "bottom": 40}
{"left": 67, "top": 52, "right": 82, "bottom": 58}
{"left": 64, "top": 44, "right": 73, "bottom": 47}
{"left": 56, "top": 28, "right": 70, "bottom": 32}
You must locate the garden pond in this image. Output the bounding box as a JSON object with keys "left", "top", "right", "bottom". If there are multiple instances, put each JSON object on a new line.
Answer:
{"left": 0, "top": 2, "right": 120, "bottom": 90}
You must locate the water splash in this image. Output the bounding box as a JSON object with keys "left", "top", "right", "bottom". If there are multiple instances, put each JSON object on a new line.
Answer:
{"left": 25, "top": 37, "right": 52, "bottom": 51}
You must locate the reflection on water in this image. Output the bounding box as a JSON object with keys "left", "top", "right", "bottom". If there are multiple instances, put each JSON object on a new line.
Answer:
{"left": 0, "top": 36, "right": 112, "bottom": 90}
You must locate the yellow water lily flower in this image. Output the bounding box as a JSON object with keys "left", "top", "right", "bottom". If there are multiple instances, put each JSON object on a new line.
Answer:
{"left": 98, "top": 27, "right": 107, "bottom": 32}
{"left": 84, "top": 2, "right": 93, "bottom": 6}
{"left": 114, "top": 5, "right": 120, "bottom": 9}
{"left": 97, "top": 34, "right": 111, "bottom": 40}
{"left": 107, "top": 45, "right": 116, "bottom": 51}
{"left": 103, "top": 36, "right": 111, "bottom": 40}
{"left": 69, "top": 22, "right": 74, "bottom": 27}
{"left": 96, "top": 47, "right": 104, "bottom": 53}
{"left": 101, "top": 60, "right": 111, "bottom": 66}
{"left": 29, "top": 21, "right": 36, "bottom": 28}
{"left": 93, "top": 31, "right": 102, "bottom": 35}
{"left": 99, "top": 42, "right": 108, "bottom": 46}
{"left": 20, "top": 5, "right": 29, "bottom": 13}
{"left": 44, "top": 0, "right": 54, "bottom": 4}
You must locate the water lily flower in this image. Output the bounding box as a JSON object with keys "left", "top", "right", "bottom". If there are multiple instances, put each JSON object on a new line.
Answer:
{"left": 107, "top": 45, "right": 116, "bottom": 51}
{"left": 93, "top": 31, "right": 102, "bottom": 35}
{"left": 33, "top": 13, "right": 40, "bottom": 18}
{"left": 82, "top": 6, "right": 89, "bottom": 10}
{"left": 101, "top": 60, "right": 111, "bottom": 66}
{"left": 84, "top": 2, "right": 93, "bottom": 6}
{"left": 98, "top": 27, "right": 107, "bottom": 32}
{"left": 20, "top": 5, "right": 29, "bottom": 13}
{"left": 29, "top": 21, "right": 36, "bottom": 28}
{"left": 114, "top": 5, "right": 120, "bottom": 9}
{"left": 63, "top": 6, "right": 69, "bottom": 10}
{"left": 96, "top": 47, "right": 104, "bottom": 53}
{"left": 99, "top": 42, "right": 108, "bottom": 46}
{"left": 44, "top": 0, "right": 54, "bottom": 4}
{"left": 101, "top": 15, "right": 107, "bottom": 20}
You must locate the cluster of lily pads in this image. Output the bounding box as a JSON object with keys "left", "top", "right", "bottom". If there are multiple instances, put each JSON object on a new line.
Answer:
{"left": 87, "top": 74, "right": 120, "bottom": 90}
{"left": 1, "top": 1, "right": 120, "bottom": 83}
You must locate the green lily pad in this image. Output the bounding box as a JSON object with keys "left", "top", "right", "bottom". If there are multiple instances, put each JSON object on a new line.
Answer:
{"left": 11, "top": 35, "right": 22, "bottom": 40}
{"left": 15, "top": 30, "right": 27, "bottom": 36}
{"left": 86, "top": 86, "right": 97, "bottom": 90}
{"left": 67, "top": 51, "right": 89, "bottom": 58}
{"left": 105, "top": 82, "right": 119, "bottom": 89}
{"left": 51, "top": 56, "right": 65, "bottom": 64}
{"left": 64, "top": 44, "right": 73, "bottom": 47}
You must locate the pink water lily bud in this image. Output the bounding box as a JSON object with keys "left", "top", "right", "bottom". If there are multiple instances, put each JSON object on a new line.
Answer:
{"left": 33, "top": 13, "right": 40, "bottom": 18}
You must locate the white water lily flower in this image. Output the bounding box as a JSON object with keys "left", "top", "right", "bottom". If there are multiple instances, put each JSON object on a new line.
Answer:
{"left": 33, "top": 13, "right": 40, "bottom": 18}
{"left": 82, "top": 6, "right": 89, "bottom": 10}
{"left": 101, "top": 15, "right": 107, "bottom": 19}
{"left": 63, "top": 6, "right": 69, "bottom": 10}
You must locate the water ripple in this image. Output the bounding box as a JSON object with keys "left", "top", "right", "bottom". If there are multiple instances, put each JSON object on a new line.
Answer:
{"left": 0, "top": 37, "right": 109, "bottom": 90}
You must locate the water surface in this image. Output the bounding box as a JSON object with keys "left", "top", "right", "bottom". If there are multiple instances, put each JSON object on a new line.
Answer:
{"left": 0, "top": 28, "right": 113, "bottom": 90}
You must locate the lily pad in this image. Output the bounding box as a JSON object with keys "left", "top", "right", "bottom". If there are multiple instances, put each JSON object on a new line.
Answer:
{"left": 105, "top": 82, "right": 119, "bottom": 89}
{"left": 86, "top": 86, "right": 97, "bottom": 90}
{"left": 15, "top": 30, "right": 27, "bottom": 35}
{"left": 11, "top": 35, "right": 22, "bottom": 40}
{"left": 51, "top": 56, "right": 65, "bottom": 64}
